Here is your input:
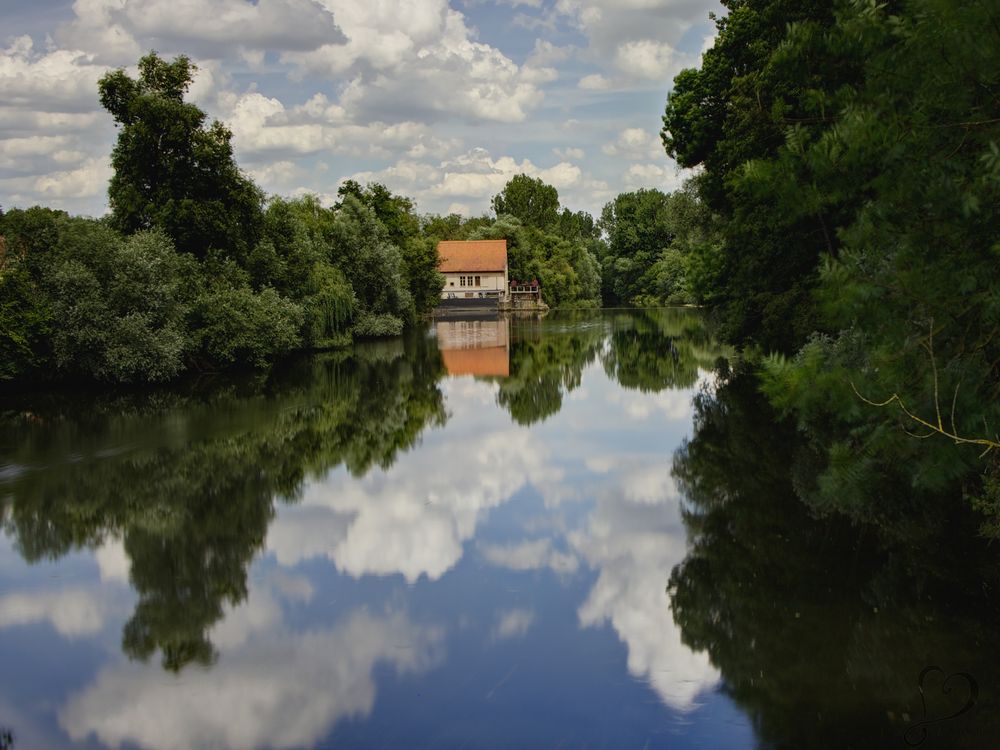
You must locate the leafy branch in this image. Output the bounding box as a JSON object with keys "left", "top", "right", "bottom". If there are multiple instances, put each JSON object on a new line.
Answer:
{"left": 851, "top": 323, "right": 999, "bottom": 457}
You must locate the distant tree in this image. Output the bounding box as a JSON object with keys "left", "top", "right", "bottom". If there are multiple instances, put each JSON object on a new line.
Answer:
{"left": 421, "top": 213, "right": 492, "bottom": 242}
{"left": 556, "top": 208, "right": 598, "bottom": 240}
{"left": 598, "top": 189, "right": 674, "bottom": 305}
{"left": 473, "top": 211, "right": 602, "bottom": 308}
{"left": 491, "top": 174, "right": 560, "bottom": 229}
{"left": 336, "top": 181, "right": 443, "bottom": 315}
{"left": 330, "top": 195, "right": 413, "bottom": 333}
{"left": 99, "top": 52, "right": 263, "bottom": 260}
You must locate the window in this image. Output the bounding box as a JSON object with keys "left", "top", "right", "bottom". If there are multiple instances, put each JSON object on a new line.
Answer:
{"left": 475, "top": 275, "right": 481, "bottom": 286}
{"left": 459, "top": 276, "right": 465, "bottom": 286}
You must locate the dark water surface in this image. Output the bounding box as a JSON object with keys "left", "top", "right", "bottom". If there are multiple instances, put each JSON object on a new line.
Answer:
{"left": 1, "top": 309, "right": 998, "bottom": 749}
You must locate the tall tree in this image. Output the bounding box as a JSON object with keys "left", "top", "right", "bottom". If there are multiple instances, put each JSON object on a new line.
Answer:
{"left": 335, "top": 181, "right": 444, "bottom": 315}
{"left": 758, "top": 0, "right": 1000, "bottom": 530}
{"left": 598, "top": 188, "right": 674, "bottom": 305}
{"left": 491, "top": 174, "right": 560, "bottom": 229}
{"left": 662, "top": 0, "right": 856, "bottom": 350}
{"left": 99, "top": 52, "right": 263, "bottom": 260}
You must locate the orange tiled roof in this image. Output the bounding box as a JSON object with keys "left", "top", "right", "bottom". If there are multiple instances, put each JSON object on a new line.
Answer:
{"left": 437, "top": 240, "right": 507, "bottom": 273}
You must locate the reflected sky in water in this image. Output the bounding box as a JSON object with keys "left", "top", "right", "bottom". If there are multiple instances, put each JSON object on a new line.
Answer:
{"left": 5, "top": 310, "right": 1000, "bottom": 748}
{"left": 0, "top": 310, "right": 755, "bottom": 749}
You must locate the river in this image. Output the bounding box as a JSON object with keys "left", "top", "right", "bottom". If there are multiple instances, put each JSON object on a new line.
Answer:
{"left": 0, "top": 309, "right": 996, "bottom": 749}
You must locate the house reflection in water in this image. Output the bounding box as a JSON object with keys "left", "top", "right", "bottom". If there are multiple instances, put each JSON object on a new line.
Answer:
{"left": 434, "top": 315, "right": 510, "bottom": 377}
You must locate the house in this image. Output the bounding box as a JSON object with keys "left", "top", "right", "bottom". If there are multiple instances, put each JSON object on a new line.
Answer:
{"left": 437, "top": 240, "right": 508, "bottom": 301}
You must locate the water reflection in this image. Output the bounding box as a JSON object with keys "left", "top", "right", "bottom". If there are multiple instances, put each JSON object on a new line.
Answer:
{"left": 670, "top": 366, "right": 1000, "bottom": 748}
{"left": 266, "top": 421, "right": 564, "bottom": 581}
{"left": 1, "top": 332, "right": 447, "bottom": 671}
{"left": 2, "top": 309, "right": 994, "bottom": 748}
{"left": 435, "top": 315, "right": 511, "bottom": 377}
{"left": 602, "top": 308, "right": 727, "bottom": 392}
{"left": 62, "top": 592, "right": 444, "bottom": 750}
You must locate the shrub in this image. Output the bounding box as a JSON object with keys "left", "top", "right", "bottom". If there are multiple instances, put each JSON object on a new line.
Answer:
{"left": 193, "top": 285, "right": 303, "bottom": 368}
{"left": 351, "top": 312, "right": 404, "bottom": 339}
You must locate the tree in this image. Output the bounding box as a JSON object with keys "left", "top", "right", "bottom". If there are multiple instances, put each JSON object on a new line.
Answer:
{"left": 0, "top": 209, "right": 57, "bottom": 380}
{"left": 472, "top": 215, "right": 602, "bottom": 308}
{"left": 757, "top": 0, "right": 1000, "bottom": 532}
{"left": 99, "top": 52, "right": 263, "bottom": 260}
{"left": 661, "top": 0, "right": 856, "bottom": 349}
{"left": 47, "top": 228, "right": 198, "bottom": 383}
{"left": 336, "top": 181, "right": 444, "bottom": 315}
{"left": 491, "top": 174, "right": 560, "bottom": 229}
{"left": 330, "top": 195, "right": 414, "bottom": 335}
{"left": 598, "top": 189, "right": 674, "bottom": 305}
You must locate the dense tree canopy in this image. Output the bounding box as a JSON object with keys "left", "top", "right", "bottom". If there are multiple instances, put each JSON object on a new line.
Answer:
{"left": 0, "top": 54, "right": 453, "bottom": 385}
{"left": 595, "top": 183, "right": 722, "bottom": 307}
{"left": 490, "top": 174, "right": 560, "bottom": 230}
{"left": 475, "top": 176, "right": 603, "bottom": 308}
{"left": 99, "top": 53, "right": 263, "bottom": 261}
{"left": 663, "top": 0, "right": 856, "bottom": 349}
{"left": 662, "top": 0, "right": 1000, "bottom": 531}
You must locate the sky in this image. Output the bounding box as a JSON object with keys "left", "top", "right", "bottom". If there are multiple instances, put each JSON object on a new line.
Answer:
{"left": 0, "top": 0, "right": 722, "bottom": 220}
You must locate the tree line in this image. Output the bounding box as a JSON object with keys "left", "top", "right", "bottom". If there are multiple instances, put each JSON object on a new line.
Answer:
{"left": 0, "top": 51, "right": 722, "bottom": 387}
{"left": 661, "top": 0, "right": 999, "bottom": 532}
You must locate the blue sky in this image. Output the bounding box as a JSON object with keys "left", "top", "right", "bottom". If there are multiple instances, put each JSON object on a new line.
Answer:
{"left": 0, "top": 0, "right": 722, "bottom": 219}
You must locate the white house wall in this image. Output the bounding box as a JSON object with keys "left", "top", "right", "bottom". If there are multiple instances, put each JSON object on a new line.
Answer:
{"left": 441, "top": 272, "right": 506, "bottom": 298}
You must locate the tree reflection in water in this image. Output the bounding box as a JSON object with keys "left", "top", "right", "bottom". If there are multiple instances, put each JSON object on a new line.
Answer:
{"left": 602, "top": 308, "right": 727, "bottom": 392}
{"left": 0, "top": 308, "right": 723, "bottom": 673}
{"left": 670, "top": 366, "right": 1000, "bottom": 748}
{"left": 5, "top": 308, "right": 996, "bottom": 749}
{"left": 0, "top": 332, "right": 446, "bottom": 671}
{"left": 494, "top": 307, "right": 725, "bottom": 426}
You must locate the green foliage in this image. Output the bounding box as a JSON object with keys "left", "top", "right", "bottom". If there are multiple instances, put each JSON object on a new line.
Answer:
{"left": 0, "top": 254, "right": 51, "bottom": 381}
{"left": 662, "top": 0, "right": 1000, "bottom": 529}
{"left": 421, "top": 213, "right": 494, "bottom": 243}
{"left": 401, "top": 235, "right": 446, "bottom": 314}
{"left": 662, "top": 0, "right": 855, "bottom": 348}
{"left": 191, "top": 285, "right": 304, "bottom": 368}
{"left": 337, "top": 181, "right": 444, "bottom": 314}
{"left": 99, "top": 52, "right": 263, "bottom": 260}
{"left": 749, "top": 0, "right": 1000, "bottom": 529}
{"left": 53, "top": 230, "right": 196, "bottom": 383}
{"left": 352, "top": 311, "right": 405, "bottom": 339}
{"left": 491, "top": 173, "right": 560, "bottom": 229}
{"left": 249, "top": 197, "right": 324, "bottom": 295}
{"left": 301, "top": 262, "right": 356, "bottom": 348}
{"left": 330, "top": 195, "right": 414, "bottom": 322}
{"left": 598, "top": 188, "right": 674, "bottom": 305}
{"left": 0, "top": 335, "right": 446, "bottom": 670}
{"left": 476, "top": 178, "right": 603, "bottom": 308}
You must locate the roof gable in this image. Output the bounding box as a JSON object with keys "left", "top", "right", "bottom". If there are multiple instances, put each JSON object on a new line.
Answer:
{"left": 437, "top": 240, "right": 507, "bottom": 273}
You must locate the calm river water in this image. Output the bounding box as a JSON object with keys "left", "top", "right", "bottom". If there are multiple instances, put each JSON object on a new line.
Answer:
{"left": 1, "top": 309, "right": 998, "bottom": 749}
